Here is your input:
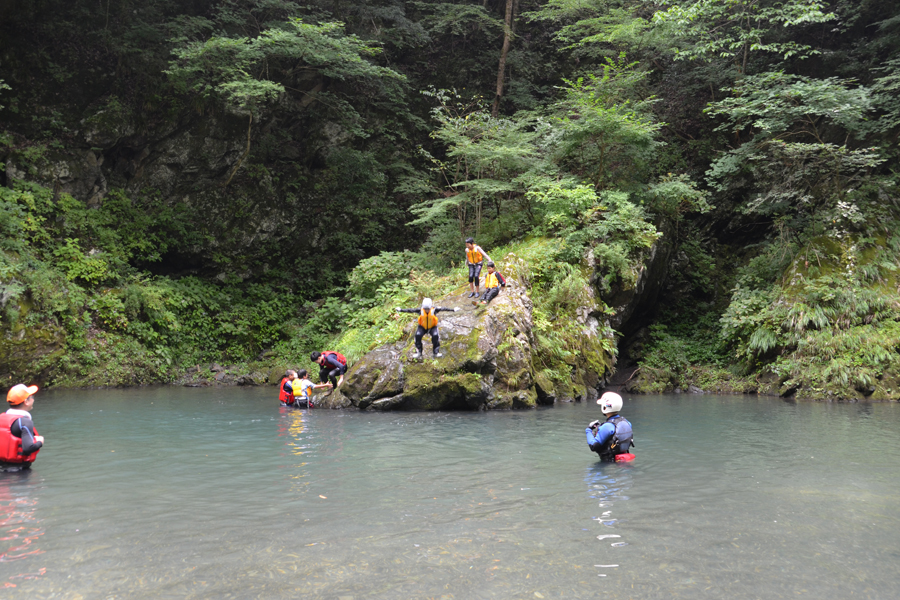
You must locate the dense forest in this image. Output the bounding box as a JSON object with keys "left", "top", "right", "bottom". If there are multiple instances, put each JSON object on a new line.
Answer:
{"left": 1, "top": 0, "right": 898, "bottom": 400}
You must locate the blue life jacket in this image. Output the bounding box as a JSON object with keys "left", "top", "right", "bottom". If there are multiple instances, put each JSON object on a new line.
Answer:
{"left": 598, "top": 415, "right": 633, "bottom": 458}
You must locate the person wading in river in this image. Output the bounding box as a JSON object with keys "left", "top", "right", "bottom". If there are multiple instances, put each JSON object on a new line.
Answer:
{"left": 1, "top": 384, "right": 45, "bottom": 468}
{"left": 585, "top": 392, "right": 634, "bottom": 460}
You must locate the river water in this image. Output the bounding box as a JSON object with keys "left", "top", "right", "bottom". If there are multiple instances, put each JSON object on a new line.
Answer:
{"left": 1, "top": 388, "right": 899, "bottom": 599}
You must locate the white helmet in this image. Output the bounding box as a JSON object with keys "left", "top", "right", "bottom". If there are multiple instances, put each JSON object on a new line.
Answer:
{"left": 597, "top": 391, "right": 623, "bottom": 414}
{"left": 422, "top": 298, "right": 433, "bottom": 310}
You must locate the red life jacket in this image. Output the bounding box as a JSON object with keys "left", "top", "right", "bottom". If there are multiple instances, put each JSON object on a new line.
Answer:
{"left": 278, "top": 377, "right": 293, "bottom": 403}
{"left": 322, "top": 351, "right": 347, "bottom": 367}
{"left": 0, "top": 412, "right": 40, "bottom": 464}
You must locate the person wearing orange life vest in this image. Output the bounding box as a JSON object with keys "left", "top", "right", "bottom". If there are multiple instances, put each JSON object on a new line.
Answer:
{"left": 278, "top": 370, "right": 298, "bottom": 405}
{"left": 1, "top": 384, "right": 44, "bottom": 468}
{"left": 311, "top": 350, "right": 348, "bottom": 389}
{"left": 464, "top": 237, "right": 493, "bottom": 298}
{"left": 473, "top": 261, "right": 507, "bottom": 306}
{"left": 291, "top": 369, "right": 329, "bottom": 408}
{"left": 395, "top": 297, "right": 459, "bottom": 359}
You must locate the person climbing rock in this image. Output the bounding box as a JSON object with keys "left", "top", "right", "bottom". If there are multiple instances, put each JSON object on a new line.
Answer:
{"left": 1, "top": 384, "right": 44, "bottom": 468}
{"left": 311, "top": 351, "right": 348, "bottom": 389}
{"left": 395, "top": 297, "right": 459, "bottom": 359}
{"left": 586, "top": 392, "right": 634, "bottom": 461}
{"left": 473, "top": 261, "right": 507, "bottom": 306}
{"left": 464, "top": 237, "right": 493, "bottom": 298}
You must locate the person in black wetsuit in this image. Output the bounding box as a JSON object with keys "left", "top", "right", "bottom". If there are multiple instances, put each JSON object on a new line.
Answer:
{"left": 2, "top": 384, "right": 44, "bottom": 468}
{"left": 311, "top": 351, "right": 348, "bottom": 389}
{"left": 395, "top": 297, "right": 459, "bottom": 359}
{"left": 473, "top": 262, "right": 507, "bottom": 306}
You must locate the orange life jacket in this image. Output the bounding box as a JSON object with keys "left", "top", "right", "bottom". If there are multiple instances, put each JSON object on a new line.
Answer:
{"left": 279, "top": 377, "right": 293, "bottom": 403}
{"left": 0, "top": 412, "right": 40, "bottom": 464}
{"left": 418, "top": 308, "right": 438, "bottom": 329}
{"left": 485, "top": 272, "right": 500, "bottom": 289}
{"left": 466, "top": 248, "right": 483, "bottom": 264}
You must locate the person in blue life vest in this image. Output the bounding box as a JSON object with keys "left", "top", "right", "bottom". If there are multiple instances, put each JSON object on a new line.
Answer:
{"left": 395, "top": 297, "right": 459, "bottom": 359}
{"left": 311, "top": 351, "right": 348, "bottom": 390}
{"left": 586, "top": 391, "right": 634, "bottom": 460}
{"left": 1, "top": 384, "right": 44, "bottom": 468}
{"left": 464, "top": 237, "right": 493, "bottom": 299}
{"left": 291, "top": 369, "right": 328, "bottom": 408}
{"left": 472, "top": 261, "right": 507, "bottom": 306}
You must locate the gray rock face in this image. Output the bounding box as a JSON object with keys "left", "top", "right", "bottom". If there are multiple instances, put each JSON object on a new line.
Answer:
{"left": 318, "top": 283, "right": 541, "bottom": 411}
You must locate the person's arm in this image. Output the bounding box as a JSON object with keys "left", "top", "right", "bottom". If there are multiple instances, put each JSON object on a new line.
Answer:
{"left": 283, "top": 380, "right": 293, "bottom": 394}
{"left": 586, "top": 422, "right": 614, "bottom": 447}
{"left": 395, "top": 308, "right": 419, "bottom": 313}
{"left": 477, "top": 246, "right": 492, "bottom": 264}
{"left": 13, "top": 417, "right": 43, "bottom": 454}
{"left": 496, "top": 271, "right": 507, "bottom": 287}
{"left": 434, "top": 307, "right": 460, "bottom": 313}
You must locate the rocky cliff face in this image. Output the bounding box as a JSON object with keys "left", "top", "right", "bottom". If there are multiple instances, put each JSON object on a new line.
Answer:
{"left": 318, "top": 283, "right": 543, "bottom": 411}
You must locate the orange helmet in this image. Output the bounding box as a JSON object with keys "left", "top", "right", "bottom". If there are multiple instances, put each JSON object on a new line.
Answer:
{"left": 7, "top": 384, "right": 39, "bottom": 405}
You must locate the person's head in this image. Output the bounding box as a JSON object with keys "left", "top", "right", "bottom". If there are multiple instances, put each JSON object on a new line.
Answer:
{"left": 465, "top": 237, "right": 475, "bottom": 249}
{"left": 310, "top": 351, "right": 323, "bottom": 365}
{"left": 486, "top": 261, "right": 495, "bottom": 273}
{"left": 285, "top": 369, "right": 297, "bottom": 379}
{"left": 7, "top": 384, "right": 38, "bottom": 411}
{"left": 421, "top": 297, "right": 433, "bottom": 312}
{"left": 297, "top": 369, "right": 308, "bottom": 379}
{"left": 598, "top": 391, "right": 623, "bottom": 415}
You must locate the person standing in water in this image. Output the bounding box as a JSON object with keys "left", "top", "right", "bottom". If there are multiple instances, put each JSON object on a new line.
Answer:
{"left": 291, "top": 369, "right": 327, "bottom": 408}
{"left": 1, "top": 384, "right": 44, "bottom": 467}
{"left": 464, "top": 237, "right": 493, "bottom": 299}
{"left": 586, "top": 392, "right": 634, "bottom": 460}
{"left": 278, "top": 370, "right": 297, "bottom": 406}
{"left": 395, "top": 297, "right": 459, "bottom": 359}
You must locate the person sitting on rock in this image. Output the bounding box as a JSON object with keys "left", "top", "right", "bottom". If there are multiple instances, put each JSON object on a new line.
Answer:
{"left": 473, "top": 261, "right": 506, "bottom": 306}
{"left": 395, "top": 297, "right": 459, "bottom": 359}
{"left": 311, "top": 351, "right": 348, "bottom": 389}
{"left": 586, "top": 392, "right": 634, "bottom": 461}
{"left": 464, "top": 237, "right": 493, "bottom": 299}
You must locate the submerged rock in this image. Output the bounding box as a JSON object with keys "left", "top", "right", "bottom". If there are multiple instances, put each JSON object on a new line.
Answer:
{"left": 320, "top": 283, "right": 540, "bottom": 411}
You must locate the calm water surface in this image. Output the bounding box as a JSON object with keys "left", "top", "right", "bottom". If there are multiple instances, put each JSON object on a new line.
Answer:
{"left": 2, "top": 388, "right": 899, "bottom": 599}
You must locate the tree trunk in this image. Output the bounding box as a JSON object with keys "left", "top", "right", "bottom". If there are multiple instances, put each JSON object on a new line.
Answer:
{"left": 491, "top": 0, "right": 514, "bottom": 118}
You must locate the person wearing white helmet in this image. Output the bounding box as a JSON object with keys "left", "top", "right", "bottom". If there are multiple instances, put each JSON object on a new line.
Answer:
{"left": 586, "top": 391, "right": 634, "bottom": 460}
{"left": 395, "top": 297, "right": 460, "bottom": 359}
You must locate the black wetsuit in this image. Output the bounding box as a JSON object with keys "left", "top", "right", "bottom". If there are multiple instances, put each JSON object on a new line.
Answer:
{"left": 318, "top": 353, "right": 347, "bottom": 387}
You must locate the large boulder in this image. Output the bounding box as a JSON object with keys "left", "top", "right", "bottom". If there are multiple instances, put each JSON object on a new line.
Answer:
{"left": 319, "top": 282, "right": 540, "bottom": 411}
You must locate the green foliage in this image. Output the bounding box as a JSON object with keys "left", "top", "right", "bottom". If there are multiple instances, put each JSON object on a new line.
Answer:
{"left": 652, "top": 0, "right": 835, "bottom": 71}
{"left": 348, "top": 250, "right": 419, "bottom": 298}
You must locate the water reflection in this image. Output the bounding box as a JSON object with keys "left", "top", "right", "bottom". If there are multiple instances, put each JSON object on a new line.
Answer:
{"left": 584, "top": 462, "right": 633, "bottom": 578}
{"left": 0, "top": 470, "right": 46, "bottom": 589}
{"left": 277, "top": 406, "right": 311, "bottom": 494}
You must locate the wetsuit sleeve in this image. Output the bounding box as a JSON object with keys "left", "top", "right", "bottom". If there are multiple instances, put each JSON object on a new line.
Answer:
{"left": 496, "top": 272, "right": 507, "bottom": 286}
{"left": 398, "top": 308, "right": 419, "bottom": 314}
{"left": 434, "top": 307, "right": 454, "bottom": 313}
{"left": 283, "top": 380, "right": 293, "bottom": 395}
{"left": 586, "top": 423, "right": 615, "bottom": 447}
{"left": 324, "top": 354, "right": 343, "bottom": 370}
{"left": 11, "top": 417, "right": 42, "bottom": 454}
